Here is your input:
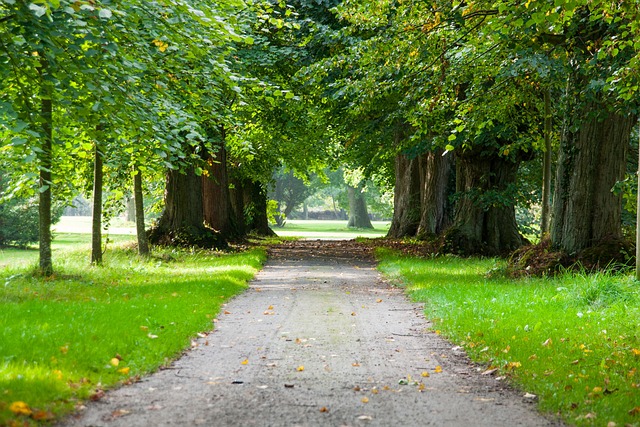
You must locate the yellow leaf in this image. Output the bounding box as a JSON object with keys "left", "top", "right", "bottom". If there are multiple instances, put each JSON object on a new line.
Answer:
{"left": 352, "top": 362, "right": 360, "bottom": 367}
{"left": 296, "top": 365, "right": 305, "bottom": 372}
{"left": 376, "top": 299, "right": 383, "bottom": 303}
{"left": 53, "top": 369, "right": 63, "bottom": 380}
{"left": 241, "top": 359, "right": 249, "bottom": 365}
{"left": 110, "top": 358, "right": 120, "bottom": 367}
{"left": 361, "top": 397, "right": 369, "bottom": 403}
{"left": 631, "top": 348, "right": 640, "bottom": 357}
{"left": 418, "top": 383, "right": 426, "bottom": 391}
{"left": 421, "top": 371, "right": 430, "bottom": 377}
{"left": 60, "top": 345, "right": 69, "bottom": 354}
{"left": 434, "top": 366, "right": 443, "bottom": 373}
{"left": 592, "top": 386, "right": 603, "bottom": 393}
{"left": 9, "top": 401, "right": 32, "bottom": 416}
{"left": 118, "top": 367, "right": 130, "bottom": 375}
{"left": 268, "top": 305, "right": 274, "bottom": 310}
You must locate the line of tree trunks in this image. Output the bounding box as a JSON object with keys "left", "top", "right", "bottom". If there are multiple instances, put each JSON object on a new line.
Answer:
{"left": 551, "top": 104, "right": 636, "bottom": 254}
{"left": 347, "top": 184, "right": 373, "bottom": 229}
{"left": 387, "top": 152, "right": 421, "bottom": 238}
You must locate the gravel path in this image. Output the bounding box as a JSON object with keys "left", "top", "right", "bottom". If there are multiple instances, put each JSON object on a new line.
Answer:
{"left": 64, "top": 241, "right": 562, "bottom": 427}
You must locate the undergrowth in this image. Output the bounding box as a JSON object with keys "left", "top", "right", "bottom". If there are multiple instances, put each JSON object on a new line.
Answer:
{"left": 376, "top": 248, "right": 640, "bottom": 427}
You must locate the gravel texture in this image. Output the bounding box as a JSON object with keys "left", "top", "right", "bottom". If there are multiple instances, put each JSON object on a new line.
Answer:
{"left": 63, "top": 240, "right": 563, "bottom": 427}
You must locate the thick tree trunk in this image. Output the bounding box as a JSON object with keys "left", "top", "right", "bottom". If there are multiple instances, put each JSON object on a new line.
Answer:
{"left": 133, "top": 165, "right": 149, "bottom": 256}
{"left": 387, "top": 153, "right": 421, "bottom": 238}
{"left": 243, "top": 180, "right": 275, "bottom": 236}
{"left": 417, "top": 149, "right": 453, "bottom": 237}
{"left": 91, "top": 143, "right": 103, "bottom": 265}
{"left": 347, "top": 185, "right": 373, "bottom": 228}
{"left": 229, "top": 177, "right": 246, "bottom": 237}
{"left": 202, "top": 142, "right": 233, "bottom": 238}
{"left": 551, "top": 106, "right": 635, "bottom": 254}
{"left": 149, "top": 167, "right": 223, "bottom": 248}
{"left": 444, "top": 151, "right": 524, "bottom": 256}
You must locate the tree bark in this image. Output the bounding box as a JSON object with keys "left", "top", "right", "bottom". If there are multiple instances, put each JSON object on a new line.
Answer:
{"left": 133, "top": 165, "right": 149, "bottom": 256}
{"left": 540, "top": 90, "right": 552, "bottom": 238}
{"left": 91, "top": 142, "right": 103, "bottom": 265}
{"left": 551, "top": 105, "right": 636, "bottom": 254}
{"left": 38, "top": 64, "right": 53, "bottom": 276}
{"left": 149, "top": 166, "right": 223, "bottom": 248}
{"left": 229, "top": 177, "right": 246, "bottom": 237}
{"left": 444, "top": 150, "right": 524, "bottom": 256}
{"left": 202, "top": 141, "right": 233, "bottom": 239}
{"left": 387, "top": 152, "right": 421, "bottom": 238}
{"left": 417, "top": 149, "right": 453, "bottom": 237}
{"left": 243, "top": 180, "right": 275, "bottom": 236}
{"left": 347, "top": 185, "right": 373, "bottom": 228}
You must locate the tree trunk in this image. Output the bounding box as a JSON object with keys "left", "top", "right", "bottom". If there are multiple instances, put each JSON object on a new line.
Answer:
{"left": 243, "top": 180, "right": 275, "bottom": 236}
{"left": 387, "top": 152, "right": 421, "bottom": 238}
{"left": 229, "top": 177, "right": 246, "bottom": 237}
{"left": 551, "top": 106, "right": 636, "bottom": 254}
{"left": 91, "top": 142, "right": 103, "bottom": 265}
{"left": 202, "top": 141, "right": 233, "bottom": 239}
{"left": 133, "top": 165, "right": 149, "bottom": 256}
{"left": 417, "top": 149, "right": 453, "bottom": 237}
{"left": 444, "top": 150, "right": 524, "bottom": 256}
{"left": 38, "top": 68, "right": 53, "bottom": 276}
{"left": 347, "top": 185, "right": 373, "bottom": 228}
{"left": 149, "top": 167, "right": 223, "bottom": 248}
{"left": 540, "top": 90, "right": 552, "bottom": 238}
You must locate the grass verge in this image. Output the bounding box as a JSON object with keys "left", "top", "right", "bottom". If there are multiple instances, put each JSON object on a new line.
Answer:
{"left": 1, "top": 244, "right": 266, "bottom": 425}
{"left": 376, "top": 248, "right": 640, "bottom": 427}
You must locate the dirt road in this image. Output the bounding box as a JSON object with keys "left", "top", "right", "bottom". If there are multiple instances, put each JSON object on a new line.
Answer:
{"left": 64, "top": 241, "right": 561, "bottom": 426}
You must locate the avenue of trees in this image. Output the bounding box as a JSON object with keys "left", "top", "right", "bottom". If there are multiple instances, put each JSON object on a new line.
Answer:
{"left": 2, "top": 0, "right": 639, "bottom": 275}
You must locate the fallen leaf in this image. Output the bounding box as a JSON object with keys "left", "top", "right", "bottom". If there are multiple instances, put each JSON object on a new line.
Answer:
{"left": 351, "top": 312, "right": 356, "bottom": 316}
{"left": 284, "top": 384, "right": 295, "bottom": 388}
{"left": 481, "top": 368, "right": 498, "bottom": 376}
{"left": 632, "top": 349, "right": 640, "bottom": 357}
{"left": 584, "top": 413, "right": 596, "bottom": 419}
{"left": 434, "top": 366, "right": 443, "bottom": 373}
{"left": 110, "top": 358, "right": 120, "bottom": 367}
{"left": 111, "top": 409, "right": 131, "bottom": 418}
{"left": 9, "top": 401, "right": 32, "bottom": 416}
{"left": 60, "top": 345, "right": 68, "bottom": 354}
{"left": 371, "top": 387, "right": 379, "bottom": 394}
{"left": 376, "top": 299, "right": 383, "bottom": 303}
{"left": 118, "top": 367, "right": 130, "bottom": 375}
{"left": 241, "top": 359, "right": 249, "bottom": 365}
{"left": 352, "top": 362, "right": 360, "bottom": 367}
{"left": 268, "top": 305, "right": 274, "bottom": 310}
{"left": 147, "top": 334, "right": 158, "bottom": 339}
{"left": 421, "top": 371, "right": 430, "bottom": 378}
{"left": 31, "top": 410, "right": 54, "bottom": 421}
{"left": 542, "top": 338, "right": 552, "bottom": 347}
{"left": 418, "top": 383, "right": 426, "bottom": 392}
{"left": 361, "top": 397, "right": 369, "bottom": 403}
{"left": 296, "top": 365, "right": 305, "bottom": 372}
{"left": 90, "top": 390, "right": 105, "bottom": 401}
{"left": 607, "top": 422, "right": 617, "bottom": 427}
{"left": 140, "top": 326, "right": 149, "bottom": 331}
{"left": 224, "top": 310, "right": 231, "bottom": 315}
{"left": 358, "top": 415, "right": 373, "bottom": 421}
{"left": 319, "top": 406, "right": 328, "bottom": 413}
{"left": 629, "top": 407, "right": 640, "bottom": 416}
{"left": 353, "top": 385, "right": 361, "bottom": 391}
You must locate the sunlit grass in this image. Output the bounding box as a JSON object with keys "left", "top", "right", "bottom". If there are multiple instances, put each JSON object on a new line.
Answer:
{"left": 0, "top": 244, "right": 266, "bottom": 425}
{"left": 376, "top": 248, "right": 640, "bottom": 427}
{"left": 274, "top": 219, "right": 389, "bottom": 239}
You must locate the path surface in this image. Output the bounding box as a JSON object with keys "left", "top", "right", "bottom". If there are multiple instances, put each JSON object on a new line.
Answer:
{"left": 64, "top": 241, "right": 561, "bottom": 427}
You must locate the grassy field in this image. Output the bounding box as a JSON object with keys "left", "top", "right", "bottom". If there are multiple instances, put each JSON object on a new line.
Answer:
{"left": 274, "top": 219, "right": 390, "bottom": 239}
{"left": 376, "top": 249, "right": 640, "bottom": 427}
{"left": 0, "top": 239, "right": 265, "bottom": 425}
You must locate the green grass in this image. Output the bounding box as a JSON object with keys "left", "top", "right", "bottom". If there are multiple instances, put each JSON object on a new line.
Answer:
{"left": 274, "top": 219, "right": 390, "bottom": 239}
{"left": 0, "top": 243, "right": 266, "bottom": 425}
{"left": 376, "top": 248, "right": 640, "bottom": 427}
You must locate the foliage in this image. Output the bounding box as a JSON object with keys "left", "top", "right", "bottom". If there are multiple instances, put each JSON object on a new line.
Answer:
{"left": 0, "top": 243, "right": 265, "bottom": 425}
{"left": 377, "top": 249, "right": 640, "bottom": 426}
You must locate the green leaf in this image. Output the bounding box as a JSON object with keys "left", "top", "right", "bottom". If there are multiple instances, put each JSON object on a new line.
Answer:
{"left": 11, "top": 137, "right": 27, "bottom": 146}
{"left": 447, "top": 134, "right": 457, "bottom": 141}
{"left": 445, "top": 144, "right": 455, "bottom": 151}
